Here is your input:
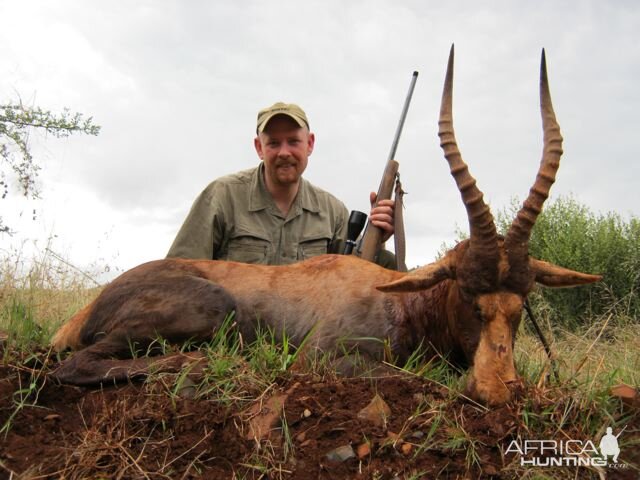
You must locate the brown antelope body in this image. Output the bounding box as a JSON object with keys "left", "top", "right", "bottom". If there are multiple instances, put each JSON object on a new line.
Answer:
{"left": 51, "top": 47, "right": 601, "bottom": 405}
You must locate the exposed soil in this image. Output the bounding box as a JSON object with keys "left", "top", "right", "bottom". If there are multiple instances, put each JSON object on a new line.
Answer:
{"left": 0, "top": 349, "right": 638, "bottom": 480}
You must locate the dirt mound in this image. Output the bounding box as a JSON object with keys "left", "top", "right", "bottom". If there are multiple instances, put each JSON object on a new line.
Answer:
{"left": 1, "top": 351, "right": 637, "bottom": 479}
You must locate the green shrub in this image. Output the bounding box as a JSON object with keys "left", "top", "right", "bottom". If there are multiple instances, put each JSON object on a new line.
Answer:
{"left": 496, "top": 196, "right": 639, "bottom": 328}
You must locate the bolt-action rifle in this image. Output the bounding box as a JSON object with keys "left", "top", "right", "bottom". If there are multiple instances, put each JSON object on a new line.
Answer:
{"left": 345, "top": 71, "right": 418, "bottom": 270}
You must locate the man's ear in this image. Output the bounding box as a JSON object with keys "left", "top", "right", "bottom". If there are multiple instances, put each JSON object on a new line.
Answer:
{"left": 307, "top": 132, "right": 315, "bottom": 155}
{"left": 254, "top": 136, "right": 264, "bottom": 159}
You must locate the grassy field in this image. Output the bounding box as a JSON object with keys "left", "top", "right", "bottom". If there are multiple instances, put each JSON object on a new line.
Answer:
{"left": 0, "top": 251, "right": 638, "bottom": 479}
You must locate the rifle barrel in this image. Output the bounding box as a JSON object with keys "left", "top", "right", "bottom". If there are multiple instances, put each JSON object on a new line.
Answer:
{"left": 387, "top": 71, "right": 419, "bottom": 167}
{"left": 359, "top": 71, "right": 418, "bottom": 262}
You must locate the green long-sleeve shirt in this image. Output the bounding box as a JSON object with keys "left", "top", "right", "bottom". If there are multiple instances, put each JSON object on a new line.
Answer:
{"left": 167, "top": 165, "right": 350, "bottom": 264}
{"left": 167, "top": 165, "right": 396, "bottom": 268}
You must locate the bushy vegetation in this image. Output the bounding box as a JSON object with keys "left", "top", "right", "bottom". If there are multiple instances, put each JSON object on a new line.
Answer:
{"left": 495, "top": 196, "right": 639, "bottom": 329}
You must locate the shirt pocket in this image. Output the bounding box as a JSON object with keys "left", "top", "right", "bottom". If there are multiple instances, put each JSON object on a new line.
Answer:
{"left": 297, "top": 235, "right": 331, "bottom": 261}
{"left": 225, "top": 234, "right": 271, "bottom": 264}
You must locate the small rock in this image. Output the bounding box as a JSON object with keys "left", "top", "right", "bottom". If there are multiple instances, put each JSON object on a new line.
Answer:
{"left": 401, "top": 442, "right": 413, "bottom": 455}
{"left": 411, "top": 430, "right": 425, "bottom": 439}
{"left": 245, "top": 393, "right": 288, "bottom": 441}
{"left": 302, "top": 408, "right": 312, "bottom": 418}
{"left": 357, "top": 393, "right": 391, "bottom": 427}
{"left": 44, "top": 414, "right": 61, "bottom": 422}
{"left": 356, "top": 442, "right": 371, "bottom": 459}
{"left": 611, "top": 384, "right": 639, "bottom": 408}
{"left": 325, "top": 444, "right": 355, "bottom": 463}
{"left": 176, "top": 377, "right": 197, "bottom": 399}
{"left": 295, "top": 431, "right": 306, "bottom": 443}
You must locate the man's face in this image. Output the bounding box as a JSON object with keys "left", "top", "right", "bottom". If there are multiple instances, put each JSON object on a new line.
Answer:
{"left": 254, "top": 115, "right": 315, "bottom": 188}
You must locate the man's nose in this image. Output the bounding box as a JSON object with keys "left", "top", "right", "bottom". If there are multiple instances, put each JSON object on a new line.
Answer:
{"left": 277, "top": 144, "right": 291, "bottom": 157}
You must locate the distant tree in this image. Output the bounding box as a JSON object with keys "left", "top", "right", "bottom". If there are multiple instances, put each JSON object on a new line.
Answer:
{"left": 495, "top": 196, "right": 639, "bottom": 327}
{"left": 444, "top": 196, "right": 639, "bottom": 327}
{"left": 0, "top": 100, "right": 100, "bottom": 233}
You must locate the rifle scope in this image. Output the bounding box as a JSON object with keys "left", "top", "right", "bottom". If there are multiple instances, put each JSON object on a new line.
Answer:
{"left": 343, "top": 210, "right": 368, "bottom": 255}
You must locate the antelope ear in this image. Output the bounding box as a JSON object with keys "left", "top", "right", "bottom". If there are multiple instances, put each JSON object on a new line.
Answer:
{"left": 377, "top": 257, "right": 454, "bottom": 293}
{"left": 530, "top": 258, "right": 602, "bottom": 287}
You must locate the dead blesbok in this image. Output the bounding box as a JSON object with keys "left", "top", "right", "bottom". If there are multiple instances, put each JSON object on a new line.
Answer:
{"left": 51, "top": 47, "right": 601, "bottom": 405}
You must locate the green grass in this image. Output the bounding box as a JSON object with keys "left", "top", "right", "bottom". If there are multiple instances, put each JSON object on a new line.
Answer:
{"left": 0, "top": 246, "right": 638, "bottom": 479}
{"left": 0, "top": 348, "right": 52, "bottom": 438}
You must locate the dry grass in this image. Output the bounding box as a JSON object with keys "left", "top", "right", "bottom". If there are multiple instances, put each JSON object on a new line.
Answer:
{"left": 0, "top": 244, "right": 102, "bottom": 339}
{"left": 1, "top": 246, "right": 638, "bottom": 479}
{"left": 516, "top": 320, "right": 640, "bottom": 388}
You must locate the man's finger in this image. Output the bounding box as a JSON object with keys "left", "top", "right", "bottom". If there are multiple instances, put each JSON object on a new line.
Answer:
{"left": 370, "top": 191, "right": 377, "bottom": 207}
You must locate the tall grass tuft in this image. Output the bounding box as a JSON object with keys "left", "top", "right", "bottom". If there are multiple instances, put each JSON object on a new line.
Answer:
{"left": 0, "top": 242, "right": 103, "bottom": 354}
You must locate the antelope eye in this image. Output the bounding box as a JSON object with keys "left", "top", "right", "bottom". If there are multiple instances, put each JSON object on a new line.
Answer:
{"left": 460, "top": 288, "right": 475, "bottom": 303}
{"left": 473, "top": 304, "right": 483, "bottom": 320}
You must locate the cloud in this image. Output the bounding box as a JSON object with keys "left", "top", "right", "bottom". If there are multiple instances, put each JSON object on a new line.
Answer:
{"left": 1, "top": 0, "right": 639, "bottom": 276}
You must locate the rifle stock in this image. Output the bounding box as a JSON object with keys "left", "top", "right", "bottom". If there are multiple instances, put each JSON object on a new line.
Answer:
{"left": 359, "top": 160, "right": 399, "bottom": 261}
{"left": 358, "top": 71, "right": 418, "bottom": 263}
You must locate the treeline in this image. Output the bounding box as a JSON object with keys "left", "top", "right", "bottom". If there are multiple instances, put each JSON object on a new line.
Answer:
{"left": 495, "top": 196, "right": 639, "bottom": 329}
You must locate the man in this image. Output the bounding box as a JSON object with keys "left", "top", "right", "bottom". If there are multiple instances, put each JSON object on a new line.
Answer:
{"left": 167, "top": 102, "right": 395, "bottom": 267}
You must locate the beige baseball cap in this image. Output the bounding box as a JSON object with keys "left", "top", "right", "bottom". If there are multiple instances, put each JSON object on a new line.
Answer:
{"left": 256, "top": 102, "right": 309, "bottom": 133}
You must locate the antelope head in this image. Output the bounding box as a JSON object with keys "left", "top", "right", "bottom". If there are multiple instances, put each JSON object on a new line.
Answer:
{"left": 378, "top": 46, "right": 601, "bottom": 405}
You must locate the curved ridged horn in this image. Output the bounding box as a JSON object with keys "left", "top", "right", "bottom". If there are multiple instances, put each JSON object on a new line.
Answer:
{"left": 506, "top": 50, "right": 563, "bottom": 252}
{"left": 438, "top": 44, "right": 499, "bottom": 254}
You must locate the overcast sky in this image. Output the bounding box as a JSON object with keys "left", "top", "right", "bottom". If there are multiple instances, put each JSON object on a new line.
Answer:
{"left": 1, "top": 1, "right": 638, "bottom": 281}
